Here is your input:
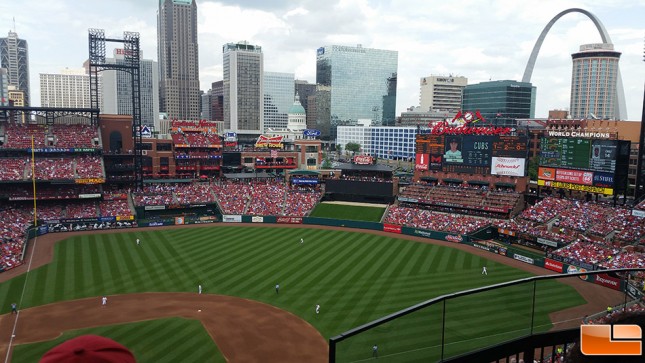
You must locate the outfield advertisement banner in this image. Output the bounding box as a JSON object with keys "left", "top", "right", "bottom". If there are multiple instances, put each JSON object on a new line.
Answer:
{"left": 513, "top": 253, "right": 534, "bottom": 265}
{"left": 222, "top": 215, "right": 242, "bottom": 223}
{"left": 544, "top": 258, "right": 563, "bottom": 273}
{"left": 594, "top": 273, "right": 622, "bottom": 291}
{"left": 276, "top": 216, "right": 303, "bottom": 224}
{"left": 383, "top": 224, "right": 402, "bottom": 234}
{"left": 252, "top": 216, "right": 264, "bottom": 223}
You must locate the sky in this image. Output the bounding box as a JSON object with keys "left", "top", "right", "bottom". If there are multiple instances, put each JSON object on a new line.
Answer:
{"left": 1, "top": 0, "right": 643, "bottom": 120}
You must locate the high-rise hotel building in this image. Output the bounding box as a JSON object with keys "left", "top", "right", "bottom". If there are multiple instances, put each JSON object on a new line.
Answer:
{"left": 570, "top": 43, "right": 621, "bottom": 120}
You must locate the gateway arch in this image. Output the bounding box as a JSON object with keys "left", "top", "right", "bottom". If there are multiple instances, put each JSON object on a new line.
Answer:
{"left": 522, "top": 8, "right": 627, "bottom": 120}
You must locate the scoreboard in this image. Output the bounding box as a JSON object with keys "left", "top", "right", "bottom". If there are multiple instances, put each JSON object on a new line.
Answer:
{"left": 538, "top": 137, "right": 629, "bottom": 195}
{"left": 539, "top": 138, "right": 617, "bottom": 173}
{"left": 416, "top": 135, "right": 528, "bottom": 175}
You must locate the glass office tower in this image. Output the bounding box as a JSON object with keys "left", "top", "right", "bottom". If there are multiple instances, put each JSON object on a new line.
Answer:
{"left": 315, "top": 45, "right": 398, "bottom": 140}
{"left": 462, "top": 80, "right": 536, "bottom": 127}
{"left": 263, "top": 71, "right": 295, "bottom": 131}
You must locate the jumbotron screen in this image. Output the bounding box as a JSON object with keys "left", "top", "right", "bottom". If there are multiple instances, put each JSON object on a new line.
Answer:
{"left": 415, "top": 135, "right": 528, "bottom": 176}
{"left": 537, "top": 137, "right": 624, "bottom": 194}
{"left": 539, "top": 137, "right": 617, "bottom": 172}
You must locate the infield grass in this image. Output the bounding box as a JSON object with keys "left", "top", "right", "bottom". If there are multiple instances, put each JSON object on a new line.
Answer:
{"left": 12, "top": 318, "right": 225, "bottom": 363}
{"left": 0, "top": 226, "right": 585, "bottom": 362}
{"left": 309, "top": 203, "right": 386, "bottom": 222}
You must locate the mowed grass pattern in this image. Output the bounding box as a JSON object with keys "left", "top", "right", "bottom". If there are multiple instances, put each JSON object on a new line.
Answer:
{"left": 0, "top": 226, "right": 585, "bottom": 362}
{"left": 309, "top": 203, "right": 386, "bottom": 222}
{"left": 12, "top": 318, "right": 225, "bottom": 363}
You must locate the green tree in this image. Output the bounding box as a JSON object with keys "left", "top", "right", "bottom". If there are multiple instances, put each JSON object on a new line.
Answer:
{"left": 322, "top": 158, "right": 332, "bottom": 169}
{"left": 345, "top": 142, "right": 361, "bottom": 155}
{"left": 528, "top": 157, "right": 539, "bottom": 181}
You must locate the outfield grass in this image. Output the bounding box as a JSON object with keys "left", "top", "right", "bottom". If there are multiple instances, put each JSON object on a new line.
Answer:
{"left": 12, "top": 318, "right": 225, "bottom": 363}
{"left": 0, "top": 226, "right": 585, "bottom": 362}
{"left": 309, "top": 203, "right": 386, "bottom": 222}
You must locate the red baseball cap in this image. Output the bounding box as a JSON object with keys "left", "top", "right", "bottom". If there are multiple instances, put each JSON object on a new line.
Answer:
{"left": 40, "top": 335, "right": 136, "bottom": 363}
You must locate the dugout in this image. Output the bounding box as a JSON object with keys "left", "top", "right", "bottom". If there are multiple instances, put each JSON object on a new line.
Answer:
{"left": 323, "top": 163, "right": 396, "bottom": 204}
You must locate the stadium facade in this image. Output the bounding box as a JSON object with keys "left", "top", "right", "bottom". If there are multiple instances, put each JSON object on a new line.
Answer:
{"left": 315, "top": 45, "right": 398, "bottom": 140}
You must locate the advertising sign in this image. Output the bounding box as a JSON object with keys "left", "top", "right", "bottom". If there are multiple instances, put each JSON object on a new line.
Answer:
{"left": 276, "top": 216, "right": 303, "bottom": 224}
{"left": 537, "top": 237, "right": 558, "bottom": 247}
{"left": 513, "top": 253, "right": 534, "bottom": 265}
{"left": 491, "top": 157, "right": 525, "bottom": 176}
{"left": 251, "top": 216, "right": 264, "bottom": 223}
{"left": 255, "top": 135, "right": 284, "bottom": 148}
{"left": 144, "top": 205, "right": 166, "bottom": 211}
{"left": 544, "top": 258, "right": 563, "bottom": 273}
{"left": 593, "top": 172, "right": 615, "bottom": 188}
{"left": 175, "top": 217, "right": 185, "bottom": 225}
{"left": 555, "top": 169, "right": 594, "bottom": 185}
{"left": 222, "top": 215, "right": 242, "bottom": 223}
{"left": 415, "top": 153, "right": 429, "bottom": 170}
{"left": 383, "top": 224, "right": 402, "bottom": 234}
{"left": 303, "top": 129, "right": 321, "bottom": 138}
{"left": 353, "top": 155, "right": 373, "bottom": 165}
{"left": 594, "top": 273, "right": 622, "bottom": 291}
{"left": 537, "top": 179, "right": 613, "bottom": 195}
{"left": 538, "top": 167, "right": 556, "bottom": 181}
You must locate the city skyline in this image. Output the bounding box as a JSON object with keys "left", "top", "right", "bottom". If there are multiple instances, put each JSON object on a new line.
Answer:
{"left": 1, "top": 0, "right": 643, "bottom": 120}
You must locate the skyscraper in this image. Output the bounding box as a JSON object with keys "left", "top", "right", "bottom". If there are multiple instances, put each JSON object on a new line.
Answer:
{"left": 264, "top": 72, "right": 294, "bottom": 131}
{"left": 315, "top": 45, "right": 398, "bottom": 140}
{"left": 0, "top": 31, "right": 30, "bottom": 106}
{"left": 462, "top": 80, "right": 536, "bottom": 127}
{"left": 0, "top": 68, "right": 9, "bottom": 106}
{"left": 419, "top": 75, "right": 467, "bottom": 112}
{"left": 570, "top": 43, "right": 621, "bottom": 120}
{"left": 157, "top": 0, "right": 200, "bottom": 120}
{"left": 101, "top": 49, "right": 159, "bottom": 127}
{"left": 294, "top": 80, "right": 317, "bottom": 129}
{"left": 223, "top": 41, "right": 263, "bottom": 134}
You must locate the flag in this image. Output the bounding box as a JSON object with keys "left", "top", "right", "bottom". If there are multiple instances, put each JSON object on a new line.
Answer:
{"left": 475, "top": 110, "right": 486, "bottom": 122}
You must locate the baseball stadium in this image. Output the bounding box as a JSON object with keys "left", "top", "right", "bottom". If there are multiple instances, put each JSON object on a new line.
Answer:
{"left": 0, "top": 103, "right": 644, "bottom": 363}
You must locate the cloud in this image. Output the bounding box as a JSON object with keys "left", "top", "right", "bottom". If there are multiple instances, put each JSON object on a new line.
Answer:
{"left": 1, "top": 0, "right": 642, "bottom": 120}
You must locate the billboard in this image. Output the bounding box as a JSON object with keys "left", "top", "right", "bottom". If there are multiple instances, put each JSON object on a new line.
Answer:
{"left": 539, "top": 137, "right": 619, "bottom": 173}
{"left": 416, "top": 134, "right": 527, "bottom": 175}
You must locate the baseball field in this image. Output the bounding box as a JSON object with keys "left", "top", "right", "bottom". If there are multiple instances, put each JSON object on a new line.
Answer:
{"left": 0, "top": 224, "right": 595, "bottom": 362}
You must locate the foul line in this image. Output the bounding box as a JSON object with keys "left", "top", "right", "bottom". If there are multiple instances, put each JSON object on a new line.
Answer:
{"left": 4, "top": 234, "right": 38, "bottom": 363}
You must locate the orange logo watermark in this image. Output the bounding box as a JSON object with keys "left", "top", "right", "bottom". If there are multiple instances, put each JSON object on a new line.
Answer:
{"left": 581, "top": 324, "right": 642, "bottom": 356}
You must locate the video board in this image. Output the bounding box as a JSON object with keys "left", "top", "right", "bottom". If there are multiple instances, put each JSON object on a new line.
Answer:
{"left": 539, "top": 138, "right": 617, "bottom": 173}
{"left": 415, "top": 134, "right": 527, "bottom": 176}
{"left": 537, "top": 137, "right": 628, "bottom": 195}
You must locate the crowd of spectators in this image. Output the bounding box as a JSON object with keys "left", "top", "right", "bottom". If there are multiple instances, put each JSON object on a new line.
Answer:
{"left": 175, "top": 183, "right": 216, "bottom": 205}
{"left": 0, "top": 207, "right": 31, "bottom": 272}
{"left": 283, "top": 185, "right": 322, "bottom": 217}
{"left": 75, "top": 156, "right": 104, "bottom": 179}
{"left": 0, "top": 158, "right": 28, "bottom": 181}
{"left": 246, "top": 181, "right": 288, "bottom": 216}
{"left": 99, "top": 200, "right": 132, "bottom": 217}
{"left": 384, "top": 205, "right": 490, "bottom": 234}
{"left": 132, "top": 184, "right": 176, "bottom": 206}
{"left": 1, "top": 123, "right": 47, "bottom": 149}
{"left": 51, "top": 124, "right": 99, "bottom": 148}
{"left": 211, "top": 180, "right": 250, "bottom": 214}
